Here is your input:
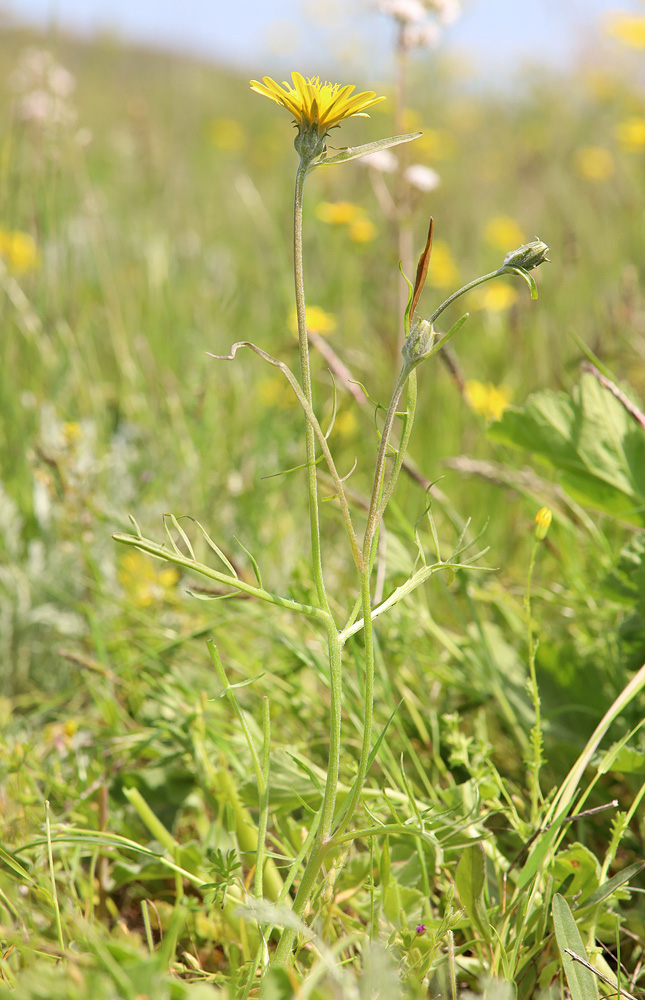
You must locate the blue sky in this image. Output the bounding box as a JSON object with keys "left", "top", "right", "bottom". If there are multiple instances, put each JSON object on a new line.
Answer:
{"left": 6, "top": 0, "right": 643, "bottom": 82}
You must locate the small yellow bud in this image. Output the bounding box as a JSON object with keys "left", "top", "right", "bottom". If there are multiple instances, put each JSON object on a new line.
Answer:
{"left": 534, "top": 507, "right": 552, "bottom": 541}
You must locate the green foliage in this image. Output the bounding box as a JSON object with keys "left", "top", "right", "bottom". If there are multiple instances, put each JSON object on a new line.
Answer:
{"left": 490, "top": 374, "right": 645, "bottom": 525}
{"left": 552, "top": 894, "right": 599, "bottom": 1000}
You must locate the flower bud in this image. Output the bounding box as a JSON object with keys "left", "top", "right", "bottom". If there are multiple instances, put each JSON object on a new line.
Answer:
{"left": 534, "top": 506, "right": 552, "bottom": 541}
{"left": 402, "top": 317, "right": 434, "bottom": 366}
{"left": 503, "top": 239, "right": 550, "bottom": 271}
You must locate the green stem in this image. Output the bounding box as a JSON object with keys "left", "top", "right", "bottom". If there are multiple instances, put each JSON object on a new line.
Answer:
{"left": 113, "top": 532, "right": 325, "bottom": 621}
{"left": 332, "top": 570, "right": 375, "bottom": 839}
{"left": 375, "top": 371, "right": 417, "bottom": 527}
{"left": 363, "top": 369, "right": 408, "bottom": 559}
{"left": 524, "top": 538, "right": 543, "bottom": 823}
{"left": 427, "top": 269, "right": 504, "bottom": 327}
{"left": 266, "top": 840, "right": 331, "bottom": 971}
{"left": 268, "top": 154, "right": 346, "bottom": 977}
{"left": 334, "top": 367, "right": 418, "bottom": 838}
{"left": 293, "top": 159, "right": 328, "bottom": 608}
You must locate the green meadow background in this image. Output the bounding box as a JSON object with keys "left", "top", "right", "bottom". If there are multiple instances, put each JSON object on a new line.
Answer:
{"left": 0, "top": 17, "right": 644, "bottom": 998}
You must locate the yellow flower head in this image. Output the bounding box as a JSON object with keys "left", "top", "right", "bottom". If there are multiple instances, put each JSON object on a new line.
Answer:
{"left": 289, "top": 304, "right": 337, "bottom": 336}
{"left": 484, "top": 215, "right": 525, "bottom": 253}
{"left": 616, "top": 117, "right": 645, "bottom": 152}
{"left": 316, "top": 201, "right": 361, "bottom": 225}
{"left": 349, "top": 217, "right": 377, "bottom": 243}
{"left": 476, "top": 283, "right": 518, "bottom": 313}
{"left": 0, "top": 228, "right": 40, "bottom": 273}
{"left": 250, "top": 72, "right": 385, "bottom": 137}
{"left": 534, "top": 506, "right": 552, "bottom": 541}
{"left": 465, "top": 380, "right": 512, "bottom": 422}
{"left": 427, "top": 240, "right": 459, "bottom": 290}
{"left": 606, "top": 13, "right": 645, "bottom": 49}
{"left": 573, "top": 146, "right": 614, "bottom": 182}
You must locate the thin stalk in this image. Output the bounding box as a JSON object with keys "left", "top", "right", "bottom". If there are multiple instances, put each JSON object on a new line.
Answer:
{"left": 524, "top": 538, "right": 544, "bottom": 824}
{"left": 375, "top": 371, "right": 418, "bottom": 525}
{"left": 255, "top": 697, "right": 271, "bottom": 900}
{"left": 363, "top": 368, "right": 408, "bottom": 558}
{"left": 293, "top": 159, "right": 329, "bottom": 608}
{"left": 293, "top": 160, "right": 343, "bottom": 837}
{"left": 267, "top": 157, "right": 346, "bottom": 977}
{"left": 267, "top": 840, "right": 332, "bottom": 970}
{"left": 394, "top": 25, "right": 413, "bottom": 339}
{"left": 332, "top": 569, "right": 376, "bottom": 839}
{"left": 45, "top": 801, "right": 65, "bottom": 952}
{"left": 428, "top": 269, "right": 504, "bottom": 326}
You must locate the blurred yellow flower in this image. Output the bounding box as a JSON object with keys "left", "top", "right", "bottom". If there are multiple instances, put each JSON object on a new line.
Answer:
{"left": 209, "top": 117, "right": 245, "bottom": 150}
{"left": 427, "top": 240, "right": 459, "bottom": 289}
{"left": 316, "top": 201, "right": 376, "bottom": 241}
{"left": 414, "top": 128, "right": 456, "bottom": 161}
{"left": 573, "top": 146, "right": 615, "bottom": 181}
{"left": 616, "top": 117, "right": 645, "bottom": 151}
{"left": 258, "top": 376, "right": 297, "bottom": 409}
{"left": 289, "top": 304, "right": 337, "bottom": 336}
{"left": 44, "top": 719, "right": 79, "bottom": 750}
{"left": 316, "top": 201, "right": 361, "bottom": 224}
{"left": 583, "top": 70, "right": 620, "bottom": 103}
{"left": 465, "top": 380, "right": 512, "bottom": 421}
{"left": 479, "top": 283, "right": 518, "bottom": 312}
{"left": 250, "top": 73, "right": 385, "bottom": 134}
{"left": 0, "top": 229, "right": 40, "bottom": 273}
{"left": 63, "top": 422, "right": 83, "bottom": 444}
{"left": 119, "top": 550, "right": 180, "bottom": 608}
{"left": 469, "top": 283, "right": 518, "bottom": 312}
{"left": 333, "top": 410, "right": 358, "bottom": 437}
{"left": 349, "top": 217, "right": 377, "bottom": 242}
{"left": 606, "top": 13, "right": 645, "bottom": 48}
{"left": 484, "top": 215, "right": 525, "bottom": 253}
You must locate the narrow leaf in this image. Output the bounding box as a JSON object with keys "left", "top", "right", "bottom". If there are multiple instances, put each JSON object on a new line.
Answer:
{"left": 411, "top": 217, "right": 434, "bottom": 319}
{"left": 502, "top": 265, "right": 538, "bottom": 299}
{"left": 577, "top": 860, "right": 645, "bottom": 910}
{"left": 318, "top": 131, "right": 422, "bottom": 167}
{"left": 182, "top": 516, "right": 239, "bottom": 577}
{"left": 234, "top": 536, "right": 263, "bottom": 589}
{"left": 552, "top": 893, "right": 599, "bottom": 1000}
{"left": 455, "top": 842, "right": 489, "bottom": 942}
{"left": 168, "top": 513, "right": 196, "bottom": 560}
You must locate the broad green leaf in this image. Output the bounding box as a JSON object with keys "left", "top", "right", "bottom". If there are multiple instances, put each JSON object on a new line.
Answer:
{"left": 489, "top": 374, "right": 645, "bottom": 525}
{"left": 318, "top": 131, "right": 422, "bottom": 167}
{"left": 599, "top": 745, "right": 645, "bottom": 774}
{"left": 552, "top": 893, "right": 599, "bottom": 1000}
{"left": 553, "top": 843, "right": 600, "bottom": 901}
{"left": 455, "top": 842, "right": 490, "bottom": 942}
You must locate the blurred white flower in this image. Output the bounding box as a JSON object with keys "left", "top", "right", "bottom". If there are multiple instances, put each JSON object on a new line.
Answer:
{"left": 402, "top": 22, "right": 440, "bottom": 47}
{"left": 16, "top": 90, "right": 76, "bottom": 128}
{"left": 10, "top": 48, "right": 77, "bottom": 130}
{"left": 427, "top": 0, "right": 461, "bottom": 25}
{"left": 404, "top": 164, "right": 441, "bottom": 191}
{"left": 376, "top": 0, "right": 426, "bottom": 24}
{"left": 10, "top": 48, "right": 76, "bottom": 97}
{"left": 375, "top": 0, "right": 461, "bottom": 47}
{"left": 359, "top": 149, "right": 398, "bottom": 172}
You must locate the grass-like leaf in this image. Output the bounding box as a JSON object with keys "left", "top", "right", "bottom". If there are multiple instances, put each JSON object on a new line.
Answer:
{"left": 552, "top": 893, "right": 599, "bottom": 1000}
